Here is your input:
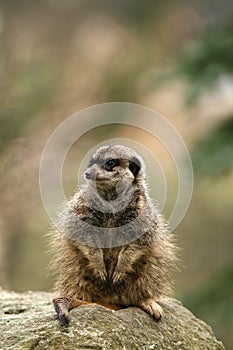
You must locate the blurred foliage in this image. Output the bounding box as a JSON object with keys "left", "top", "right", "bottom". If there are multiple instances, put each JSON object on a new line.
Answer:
{"left": 182, "top": 267, "right": 233, "bottom": 347}
{"left": 172, "top": 21, "right": 233, "bottom": 176}
{"left": 192, "top": 117, "right": 233, "bottom": 176}
{"left": 100, "top": 0, "right": 165, "bottom": 26}
{"left": 173, "top": 19, "right": 233, "bottom": 349}
{"left": 0, "top": 64, "right": 60, "bottom": 152}
{"left": 176, "top": 22, "right": 233, "bottom": 103}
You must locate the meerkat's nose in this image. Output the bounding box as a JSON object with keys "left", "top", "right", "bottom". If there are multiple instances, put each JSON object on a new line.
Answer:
{"left": 85, "top": 171, "right": 92, "bottom": 180}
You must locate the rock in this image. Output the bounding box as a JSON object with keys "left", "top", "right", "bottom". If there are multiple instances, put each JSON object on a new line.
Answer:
{"left": 0, "top": 290, "right": 225, "bottom": 350}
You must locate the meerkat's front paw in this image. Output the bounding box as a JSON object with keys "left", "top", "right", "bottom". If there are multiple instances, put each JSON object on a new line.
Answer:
{"left": 112, "top": 267, "right": 127, "bottom": 284}
{"left": 112, "top": 271, "right": 122, "bottom": 284}
{"left": 96, "top": 269, "right": 107, "bottom": 281}
{"left": 112, "top": 261, "right": 132, "bottom": 284}
{"left": 91, "top": 264, "right": 107, "bottom": 281}
{"left": 139, "top": 299, "right": 163, "bottom": 321}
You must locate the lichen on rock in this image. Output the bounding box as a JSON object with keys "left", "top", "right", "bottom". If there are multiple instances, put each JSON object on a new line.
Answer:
{"left": 0, "top": 290, "right": 225, "bottom": 350}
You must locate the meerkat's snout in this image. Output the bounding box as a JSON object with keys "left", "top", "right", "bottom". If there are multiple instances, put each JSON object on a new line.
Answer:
{"left": 84, "top": 171, "right": 92, "bottom": 180}
{"left": 84, "top": 167, "right": 97, "bottom": 181}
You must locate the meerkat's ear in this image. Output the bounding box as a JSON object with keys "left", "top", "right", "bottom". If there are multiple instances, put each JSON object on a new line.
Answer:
{"left": 129, "top": 157, "right": 141, "bottom": 177}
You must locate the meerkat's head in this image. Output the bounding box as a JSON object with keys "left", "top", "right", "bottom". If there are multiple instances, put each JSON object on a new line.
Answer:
{"left": 84, "top": 145, "right": 146, "bottom": 200}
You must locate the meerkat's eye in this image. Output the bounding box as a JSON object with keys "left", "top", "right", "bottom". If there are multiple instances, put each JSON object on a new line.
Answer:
{"left": 104, "top": 158, "right": 120, "bottom": 171}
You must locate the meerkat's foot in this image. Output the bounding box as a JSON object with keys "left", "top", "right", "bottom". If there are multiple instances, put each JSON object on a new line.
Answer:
{"left": 139, "top": 299, "right": 163, "bottom": 321}
{"left": 53, "top": 297, "right": 93, "bottom": 326}
{"left": 53, "top": 297, "right": 71, "bottom": 326}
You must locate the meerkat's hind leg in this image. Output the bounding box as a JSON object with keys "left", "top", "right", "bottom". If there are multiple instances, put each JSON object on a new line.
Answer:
{"left": 53, "top": 297, "right": 92, "bottom": 326}
{"left": 139, "top": 299, "right": 164, "bottom": 321}
{"left": 53, "top": 297, "right": 71, "bottom": 326}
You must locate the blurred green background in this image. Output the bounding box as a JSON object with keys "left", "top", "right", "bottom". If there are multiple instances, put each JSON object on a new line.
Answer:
{"left": 0, "top": 1, "right": 233, "bottom": 348}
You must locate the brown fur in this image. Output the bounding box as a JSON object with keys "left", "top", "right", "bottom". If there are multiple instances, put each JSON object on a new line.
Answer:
{"left": 51, "top": 145, "right": 177, "bottom": 325}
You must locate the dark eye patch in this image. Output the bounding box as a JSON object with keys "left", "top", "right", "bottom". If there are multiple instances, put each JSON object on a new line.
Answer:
{"left": 104, "top": 158, "right": 120, "bottom": 171}
{"left": 129, "top": 157, "right": 141, "bottom": 177}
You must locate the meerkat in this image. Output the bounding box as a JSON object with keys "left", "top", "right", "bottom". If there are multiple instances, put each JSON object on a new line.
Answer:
{"left": 51, "top": 145, "right": 177, "bottom": 325}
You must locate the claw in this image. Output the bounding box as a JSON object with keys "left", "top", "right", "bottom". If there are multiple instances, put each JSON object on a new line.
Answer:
{"left": 98, "top": 270, "right": 107, "bottom": 281}
{"left": 112, "top": 273, "right": 120, "bottom": 284}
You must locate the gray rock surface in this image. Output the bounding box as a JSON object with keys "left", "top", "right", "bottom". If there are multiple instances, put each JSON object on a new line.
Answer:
{"left": 0, "top": 290, "right": 225, "bottom": 350}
